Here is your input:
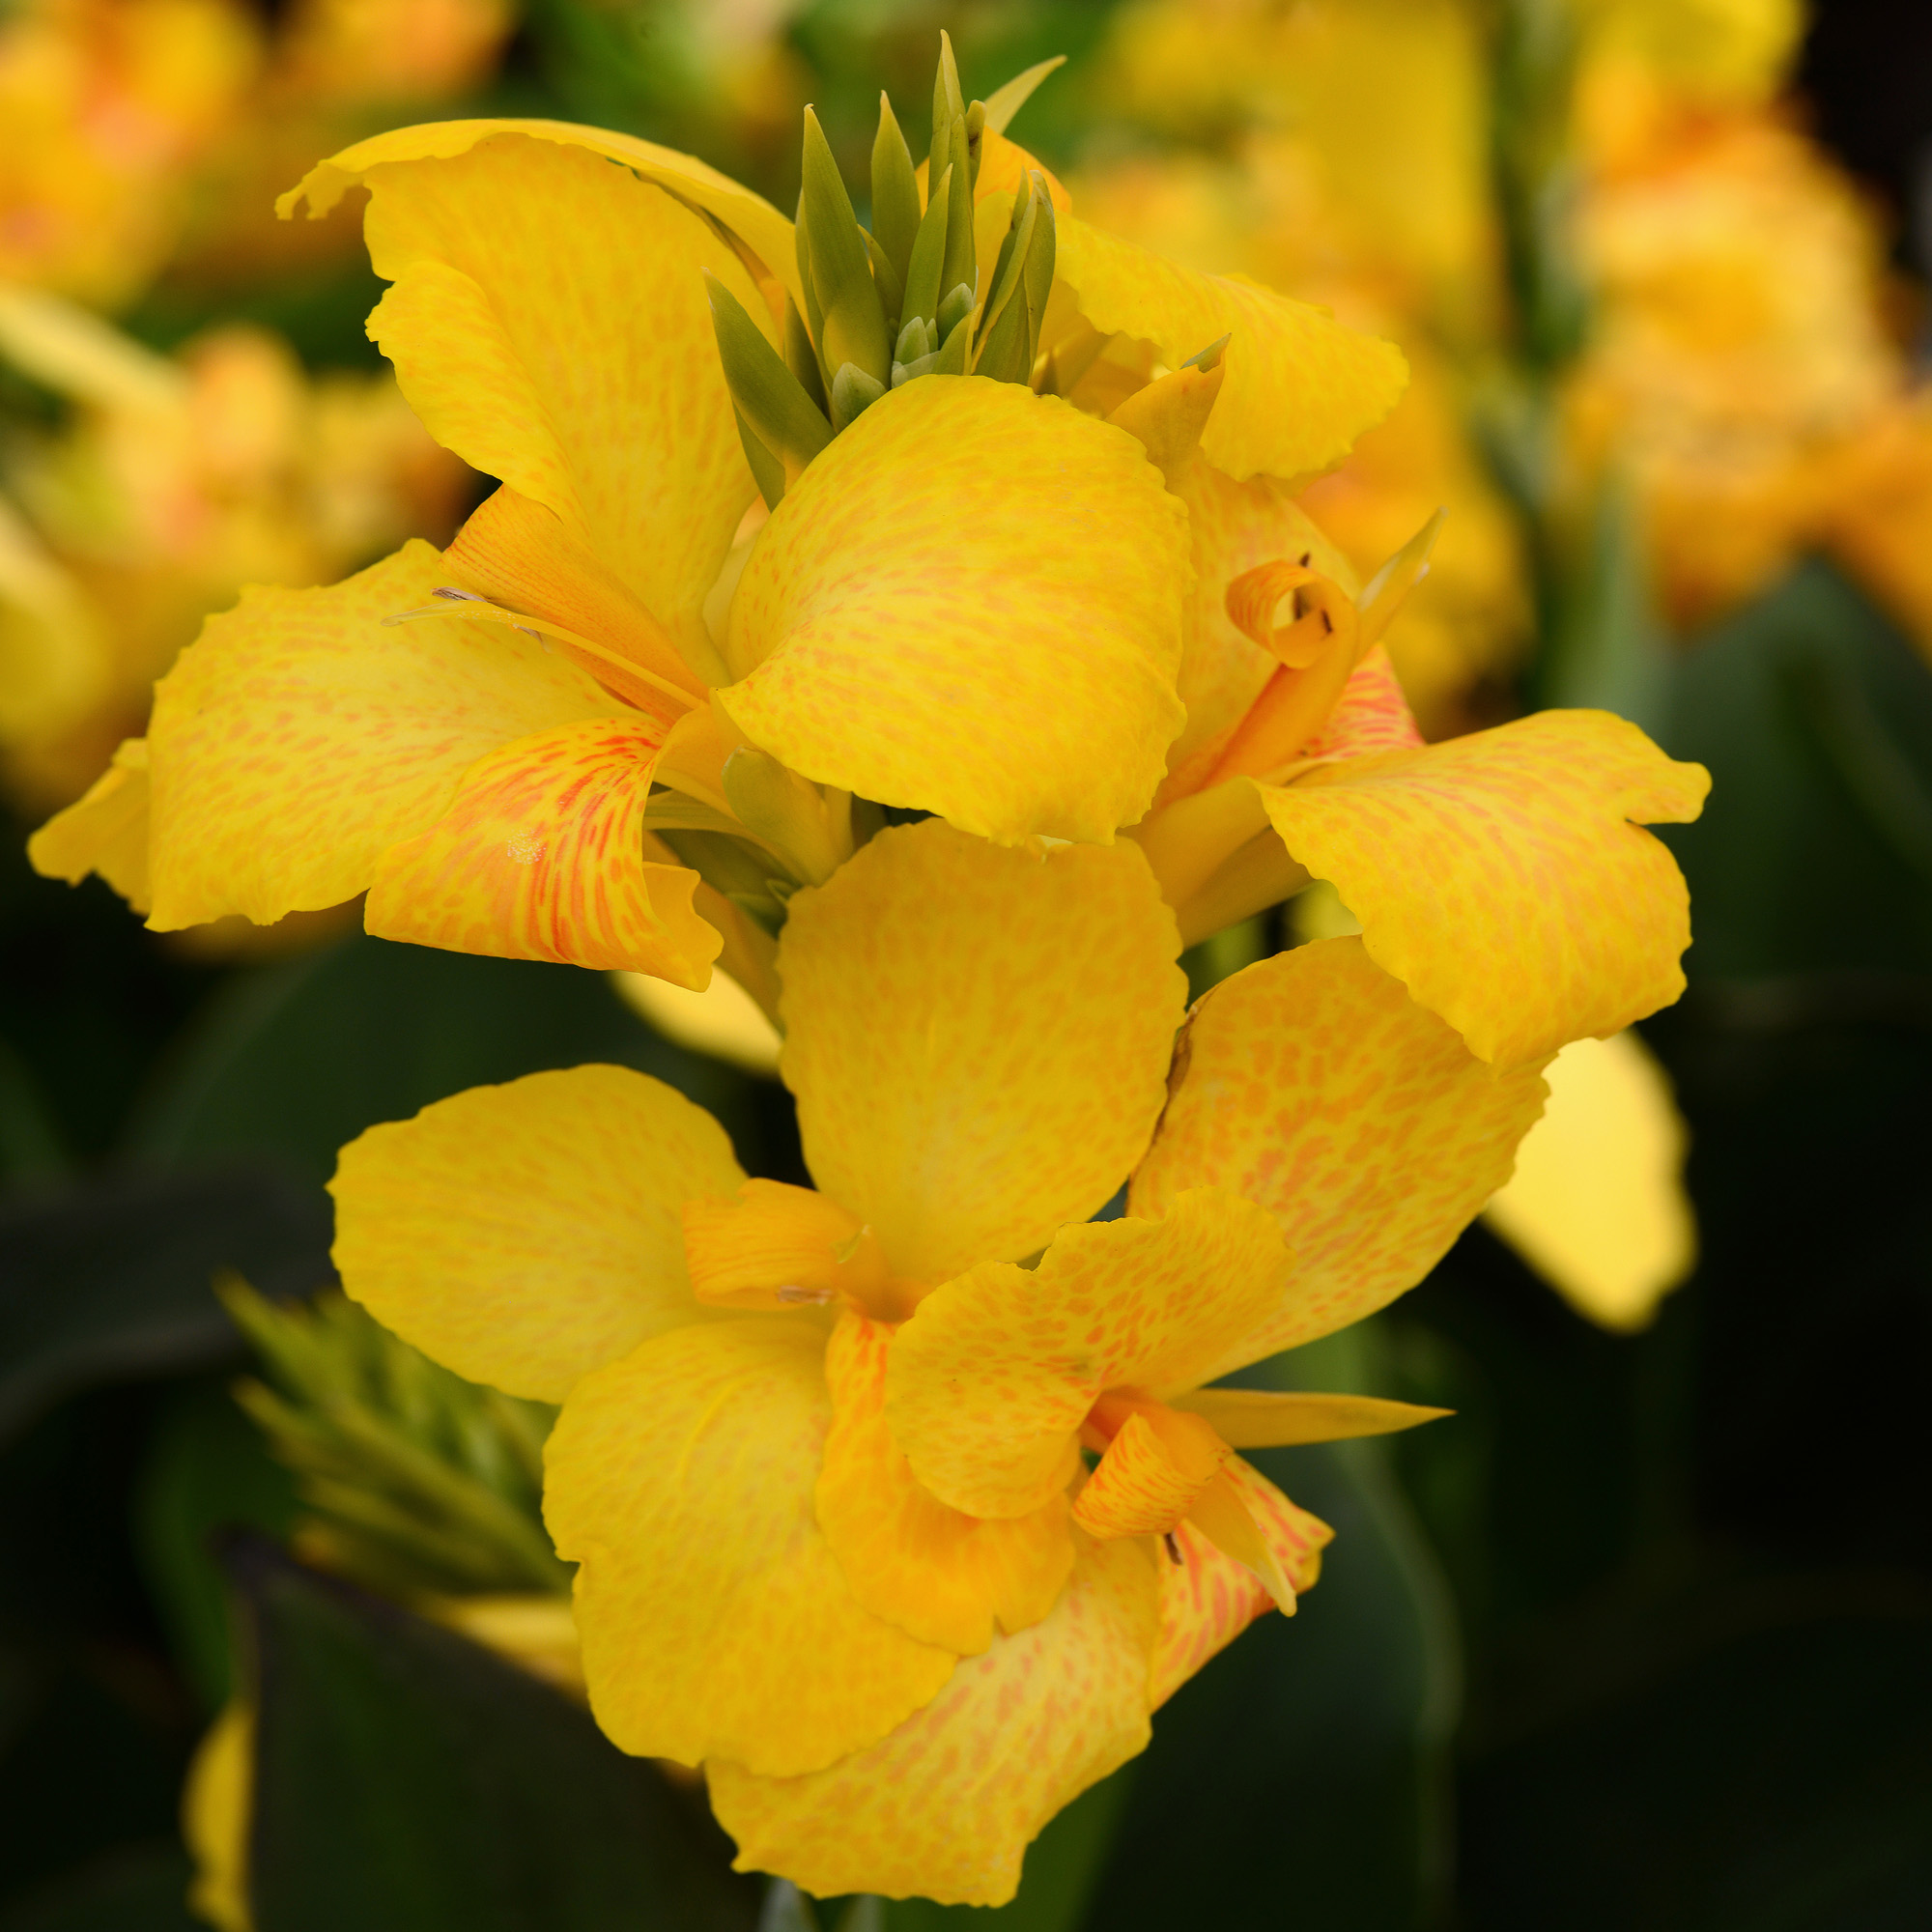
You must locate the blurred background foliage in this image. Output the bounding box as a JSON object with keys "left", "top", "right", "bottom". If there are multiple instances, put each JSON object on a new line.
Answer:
{"left": 2, "top": 0, "right": 1931, "bottom": 1925}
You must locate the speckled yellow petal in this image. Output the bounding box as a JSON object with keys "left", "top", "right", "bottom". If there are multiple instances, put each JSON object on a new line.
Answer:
{"left": 1052, "top": 216, "right": 1407, "bottom": 483}
{"left": 281, "top": 117, "right": 802, "bottom": 303}
{"left": 27, "top": 736, "right": 152, "bottom": 913}
{"left": 886, "top": 1188, "right": 1289, "bottom": 1520}
{"left": 546, "top": 1318, "right": 953, "bottom": 1777}
{"left": 331, "top": 1065, "right": 744, "bottom": 1402}
{"left": 817, "top": 1313, "right": 1073, "bottom": 1654}
{"left": 719, "top": 377, "right": 1188, "bottom": 844}
{"left": 778, "top": 820, "right": 1185, "bottom": 1283}
{"left": 1071, "top": 1406, "right": 1228, "bottom": 1540}
{"left": 144, "top": 543, "right": 618, "bottom": 931}
{"left": 1258, "top": 710, "right": 1711, "bottom": 1065}
{"left": 1166, "top": 457, "right": 1362, "bottom": 770}
{"left": 350, "top": 135, "right": 766, "bottom": 659}
{"left": 1151, "top": 1460, "right": 1330, "bottom": 1712}
{"left": 1131, "top": 937, "right": 1548, "bottom": 1358}
{"left": 706, "top": 1534, "right": 1157, "bottom": 1908}
{"left": 364, "top": 717, "right": 718, "bottom": 985}
{"left": 1298, "top": 645, "right": 1424, "bottom": 762}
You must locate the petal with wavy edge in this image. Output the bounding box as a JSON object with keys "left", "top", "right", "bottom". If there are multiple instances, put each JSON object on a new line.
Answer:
{"left": 719, "top": 377, "right": 1188, "bottom": 845}
{"left": 546, "top": 1318, "right": 954, "bottom": 1777}
{"left": 1151, "top": 1459, "right": 1330, "bottom": 1712}
{"left": 1167, "top": 456, "right": 1361, "bottom": 770}
{"left": 706, "top": 1534, "right": 1157, "bottom": 1908}
{"left": 1258, "top": 710, "right": 1711, "bottom": 1065}
{"left": 145, "top": 543, "right": 619, "bottom": 931}
{"left": 331, "top": 1065, "right": 744, "bottom": 1402}
{"left": 886, "top": 1189, "right": 1289, "bottom": 1520}
{"left": 1299, "top": 644, "right": 1424, "bottom": 762}
{"left": 1071, "top": 1407, "right": 1229, "bottom": 1540}
{"left": 817, "top": 1313, "right": 1073, "bottom": 1654}
{"left": 1131, "top": 938, "right": 1548, "bottom": 1359}
{"left": 355, "top": 136, "right": 765, "bottom": 659}
{"left": 778, "top": 820, "right": 1185, "bottom": 1284}
{"left": 280, "top": 117, "right": 802, "bottom": 304}
{"left": 28, "top": 736, "right": 152, "bottom": 912}
{"left": 364, "top": 716, "right": 719, "bottom": 985}
{"left": 1052, "top": 216, "right": 1407, "bottom": 484}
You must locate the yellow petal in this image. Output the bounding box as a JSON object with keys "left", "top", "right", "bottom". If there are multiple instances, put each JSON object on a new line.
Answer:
{"left": 778, "top": 820, "right": 1186, "bottom": 1283}
{"left": 145, "top": 542, "right": 619, "bottom": 931}
{"left": 364, "top": 716, "right": 719, "bottom": 985}
{"left": 718, "top": 376, "right": 1189, "bottom": 845}
{"left": 1258, "top": 710, "right": 1711, "bottom": 1065}
{"left": 1171, "top": 1388, "right": 1450, "bottom": 1447}
{"left": 1052, "top": 216, "right": 1408, "bottom": 482}
{"left": 706, "top": 1535, "right": 1158, "bottom": 1908}
{"left": 1071, "top": 1406, "right": 1229, "bottom": 1540}
{"left": 817, "top": 1313, "right": 1073, "bottom": 1654}
{"left": 1151, "top": 1459, "right": 1330, "bottom": 1707}
{"left": 886, "top": 1188, "right": 1289, "bottom": 1520}
{"left": 183, "top": 1701, "right": 253, "bottom": 1932}
{"left": 350, "top": 134, "right": 768, "bottom": 661}
{"left": 330, "top": 1065, "right": 744, "bottom": 1402}
{"left": 682, "top": 1179, "right": 877, "bottom": 1313}
{"left": 545, "top": 1318, "right": 953, "bottom": 1776}
{"left": 27, "top": 735, "right": 152, "bottom": 913}
{"left": 1130, "top": 937, "right": 1549, "bottom": 1358}
{"left": 1483, "top": 1029, "right": 1695, "bottom": 1332}
{"left": 280, "top": 117, "right": 801, "bottom": 304}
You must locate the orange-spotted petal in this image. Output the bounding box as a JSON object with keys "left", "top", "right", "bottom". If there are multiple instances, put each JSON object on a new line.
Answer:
{"left": 547, "top": 1318, "right": 952, "bottom": 1778}
{"left": 1131, "top": 937, "right": 1548, "bottom": 1358}
{"left": 706, "top": 1534, "right": 1158, "bottom": 1908}
{"left": 1259, "top": 710, "right": 1711, "bottom": 1065}
{"left": 1071, "top": 1405, "right": 1230, "bottom": 1540}
{"left": 885, "top": 1188, "right": 1289, "bottom": 1521}
{"left": 330, "top": 1065, "right": 745, "bottom": 1402}
{"left": 778, "top": 820, "right": 1185, "bottom": 1285}
{"left": 364, "top": 715, "right": 719, "bottom": 985}
{"left": 28, "top": 736, "right": 151, "bottom": 913}
{"left": 817, "top": 1313, "right": 1074, "bottom": 1655}
{"left": 718, "top": 376, "right": 1188, "bottom": 846}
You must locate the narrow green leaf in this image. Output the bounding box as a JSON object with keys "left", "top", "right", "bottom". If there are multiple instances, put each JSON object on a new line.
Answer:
{"left": 705, "top": 271, "right": 831, "bottom": 487}
{"left": 964, "top": 99, "right": 986, "bottom": 193}
{"left": 801, "top": 107, "right": 890, "bottom": 387}
{"left": 931, "top": 319, "right": 971, "bottom": 376}
{"left": 733, "top": 405, "right": 786, "bottom": 512}
{"left": 781, "top": 296, "right": 826, "bottom": 413}
{"left": 863, "top": 229, "right": 904, "bottom": 337}
{"left": 900, "top": 164, "right": 951, "bottom": 336}
{"left": 930, "top": 33, "right": 976, "bottom": 303}
{"left": 981, "top": 54, "right": 1066, "bottom": 135}
{"left": 869, "top": 92, "right": 922, "bottom": 295}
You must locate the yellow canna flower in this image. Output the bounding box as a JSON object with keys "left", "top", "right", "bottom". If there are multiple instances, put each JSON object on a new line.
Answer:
{"left": 30, "top": 41, "right": 1406, "bottom": 998}
{"left": 326, "top": 818, "right": 1560, "bottom": 1903}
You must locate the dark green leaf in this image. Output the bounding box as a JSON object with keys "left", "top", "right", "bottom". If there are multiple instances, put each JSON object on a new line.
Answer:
{"left": 234, "top": 1541, "right": 758, "bottom": 1932}
{"left": 0, "top": 1842, "right": 197, "bottom": 1931}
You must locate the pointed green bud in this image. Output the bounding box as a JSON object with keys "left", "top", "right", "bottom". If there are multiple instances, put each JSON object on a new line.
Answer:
{"left": 891, "top": 352, "right": 937, "bottom": 387}
{"left": 982, "top": 54, "right": 1065, "bottom": 135}
{"left": 863, "top": 229, "right": 903, "bottom": 335}
{"left": 870, "top": 92, "right": 922, "bottom": 296}
{"left": 930, "top": 31, "right": 967, "bottom": 177}
{"left": 801, "top": 107, "right": 890, "bottom": 389}
{"left": 932, "top": 318, "right": 971, "bottom": 376}
{"left": 782, "top": 295, "right": 827, "bottom": 413}
{"left": 936, "top": 282, "right": 975, "bottom": 343}
{"left": 705, "top": 270, "right": 831, "bottom": 493}
{"left": 794, "top": 189, "right": 824, "bottom": 357}
{"left": 895, "top": 316, "right": 930, "bottom": 364}
{"left": 929, "top": 33, "right": 977, "bottom": 306}
{"left": 733, "top": 405, "right": 787, "bottom": 511}
{"left": 829, "top": 360, "right": 885, "bottom": 433}
{"left": 974, "top": 171, "right": 1054, "bottom": 385}
{"left": 965, "top": 99, "right": 986, "bottom": 192}
{"left": 900, "top": 161, "right": 951, "bottom": 337}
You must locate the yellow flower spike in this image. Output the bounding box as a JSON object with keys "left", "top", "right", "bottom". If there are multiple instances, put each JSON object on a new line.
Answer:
{"left": 345, "top": 133, "right": 771, "bottom": 672}
{"left": 719, "top": 377, "right": 1190, "bottom": 842}
{"left": 1130, "top": 938, "right": 1550, "bottom": 1357}
{"left": 1050, "top": 214, "right": 1408, "bottom": 482}
{"left": 545, "top": 1318, "right": 954, "bottom": 1778}
{"left": 330, "top": 1065, "right": 746, "bottom": 1403}
{"left": 705, "top": 1535, "right": 1159, "bottom": 1909}
{"left": 816, "top": 1312, "right": 1074, "bottom": 1653}
{"left": 777, "top": 820, "right": 1186, "bottom": 1285}
{"left": 884, "top": 1187, "right": 1290, "bottom": 1521}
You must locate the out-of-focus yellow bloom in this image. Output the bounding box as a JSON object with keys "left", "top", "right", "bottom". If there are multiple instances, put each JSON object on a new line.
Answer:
{"left": 32, "top": 75, "right": 1405, "bottom": 994}
{"left": 0, "top": 288, "right": 469, "bottom": 810}
{"left": 327, "top": 818, "right": 1563, "bottom": 1902}
{"left": 0, "top": 0, "right": 262, "bottom": 306}
{"left": 184, "top": 1700, "right": 252, "bottom": 1932}
{"left": 615, "top": 967, "right": 782, "bottom": 1076}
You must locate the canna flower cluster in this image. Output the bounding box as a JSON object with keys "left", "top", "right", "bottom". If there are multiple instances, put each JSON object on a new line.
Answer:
{"left": 44, "top": 36, "right": 1708, "bottom": 1909}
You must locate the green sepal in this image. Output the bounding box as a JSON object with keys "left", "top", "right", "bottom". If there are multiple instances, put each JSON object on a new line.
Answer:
{"left": 899, "top": 162, "right": 951, "bottom": 338}
{"left": 930, "top": 33, "right": 977, "bottom": 306}
{"left": 732, "top": 405, "right": 786, "bottom": 511}
{"left": 932, "top": 319, "right": 971, "bottom": 376}
{"left": 801, "top": 106, "right": 890, "bottom": 388}
{"left": 974, "top": 171, "right": 1054, "bottom": 384}
{"left": 705, "top": 270, "right": 830, "bottom": 489}
{"left": 863, "top": 229, "right": 904, "bottom": 337}
{"left": 721, "top": 746, "right": 852, "bottom": 886}
{"left": 965, "top": 99, "right": 986, "bottom": 193}
{"left": 830, "top": 360, "right": 885, "bottom": 433}
{"left": 869, "top": 91, "right": 922, "bottom": 296}
{"left": 982, "top": 54, "right": 1066, "bottom": 135}
{"left": 936, "top": 281, "right": 975, "bottom": 343}
{"left": 794, "top": 190, "right": 825, "bottom": 373}
{"left": 891, "top": 351, "right": 936, "bottom": 387}
{"left": 781, "top": 295, "right": 827, "bottom": 413}
{"left": 895, "top": 316, "right": 935, "bottom": 363}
